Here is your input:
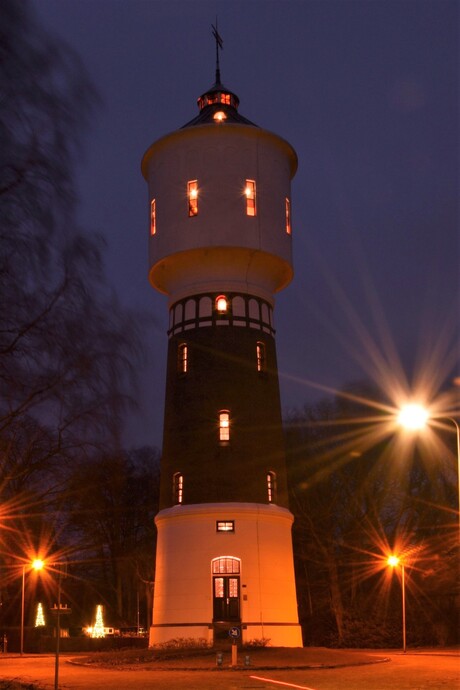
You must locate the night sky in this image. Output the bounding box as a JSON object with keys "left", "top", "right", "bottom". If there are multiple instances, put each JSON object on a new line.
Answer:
{"left": 31, "top": 0, "right": 458, "bottom": 449}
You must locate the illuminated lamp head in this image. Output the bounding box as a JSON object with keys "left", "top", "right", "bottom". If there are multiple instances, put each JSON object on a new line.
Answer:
{"left": 216, "top": 295, "right": 228, "bottom": 313}
{"left": 398, "top": 403, "right": 428, "bottom": 430}
{"left": 387, "top": 555, "right": 400, "bottom": 567}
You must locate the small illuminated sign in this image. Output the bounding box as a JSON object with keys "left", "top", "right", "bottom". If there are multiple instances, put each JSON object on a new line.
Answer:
{"left": 216, "top": 521, "right": 235, "bottom": 532}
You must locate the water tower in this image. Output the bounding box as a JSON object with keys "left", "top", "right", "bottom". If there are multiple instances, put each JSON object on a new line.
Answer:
{"left": 141, "top": 34, "right": 302, "bottom": 647}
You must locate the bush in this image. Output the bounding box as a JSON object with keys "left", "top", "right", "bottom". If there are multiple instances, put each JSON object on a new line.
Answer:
{"left": 153, "top": 637, "right": 211, "bottom": 650}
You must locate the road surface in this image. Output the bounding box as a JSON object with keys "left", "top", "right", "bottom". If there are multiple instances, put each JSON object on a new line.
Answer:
{"left": 0, "top": 651, "right": 458, "bottom": 690}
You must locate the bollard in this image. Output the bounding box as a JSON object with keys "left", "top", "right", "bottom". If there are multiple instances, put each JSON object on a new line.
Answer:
{"left": 216, "top": 651, "right": 223, "bottom": 667}
{"left": 3, "top": 635, "right": 7, "bottom": 654}
{"left": 245, "top": 654, "right": 250, "bottom": 667}
{"left": 231, "top": 641, "right": 238, "bottom": 667}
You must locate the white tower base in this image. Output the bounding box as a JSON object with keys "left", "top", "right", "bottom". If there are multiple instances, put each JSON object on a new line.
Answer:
{"left": 149, "top": 503, "right": 302, "bottom": 648}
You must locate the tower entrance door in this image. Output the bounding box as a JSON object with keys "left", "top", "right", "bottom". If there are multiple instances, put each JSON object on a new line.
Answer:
{"left": 212, "top": 557, "right": 241, "bottom": 622}
{"left": 213, "top": 575, "right": 240, "bottom": 621}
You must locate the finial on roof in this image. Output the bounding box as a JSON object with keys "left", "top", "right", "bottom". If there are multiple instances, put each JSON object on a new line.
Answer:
{"left": 211, "top": 20, "right": 223, "bottom": 84}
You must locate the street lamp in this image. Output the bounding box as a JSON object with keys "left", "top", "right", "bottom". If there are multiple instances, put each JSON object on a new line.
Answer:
{"left": 20, "top": 559, "right": 44, "bottom": 656}
{"left": 398, "top": 404, "right": 460, "bottom": 536}
{"left": 387, "top": 554, "right": 406, "bottom": 653}
{"left": 397, "top": 403, "right": 428, "bottom": 430}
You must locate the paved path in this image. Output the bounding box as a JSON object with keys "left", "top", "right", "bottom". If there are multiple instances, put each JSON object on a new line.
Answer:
{"left": 0, "top": 649, "right": 458, "bottom": 690}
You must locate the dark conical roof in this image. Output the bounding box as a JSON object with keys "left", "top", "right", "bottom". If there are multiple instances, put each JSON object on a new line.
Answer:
{"left": 181, "top": 77, "right": 257, "bottom": 128}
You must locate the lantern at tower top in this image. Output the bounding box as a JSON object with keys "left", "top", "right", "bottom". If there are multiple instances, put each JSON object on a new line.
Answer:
{"left": 181, "top": 77, "right": 256, "bottom": 128}
{"left": 182, "top": 22, "right": 257, "bottom": 128}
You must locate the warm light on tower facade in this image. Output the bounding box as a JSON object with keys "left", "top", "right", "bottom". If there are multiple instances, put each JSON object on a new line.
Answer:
{"left": 142, "top": 58, "right": 302, "bottom": 647}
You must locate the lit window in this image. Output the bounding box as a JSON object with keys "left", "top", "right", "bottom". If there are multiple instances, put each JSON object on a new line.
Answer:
{"left": 212, "top": 557, "right": 240, "bottom": 574}
{"left": 215, "top": 295, "right": 228, "bottom": 313}
{"left": 216, "top": 521, "right": 235, "bottom": 532}
{"left": 150, "top": 199, "right": 156, "bottom": 235}
{"left": 219, "top": 411, "right": 230, "bottom": 442}
{"left": 267, "top": 471, "right": 277, "bottom": 503}
{"left": 213, "top": 110, "right": 227, "bottom": 122}
{"left": 245, "top": 180, "right": 256, "bottom": 216}
{"left": 188, "top": 180, "right": 198, "bottom": 216}
{"left": 173, "top": 473, "right": 184, "bottom": 504}
{"left": 256, "top": 341, "right": 266, "bottom": 372}
{"left": 177, "top": 343, "right": 188, "bottom": 374}
{"left": 285, "top": 197, "right": 291, "bottom": 234}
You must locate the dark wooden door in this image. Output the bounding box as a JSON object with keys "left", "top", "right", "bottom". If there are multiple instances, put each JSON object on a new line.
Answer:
{"left": 213, "top": 575, "right": 240, "bottom": 621}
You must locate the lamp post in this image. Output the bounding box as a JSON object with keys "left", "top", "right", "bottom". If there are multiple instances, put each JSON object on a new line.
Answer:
{"left": 20, "top": 559, "right": 44, "bottom": 656}
{"left": 387, "top": 555, "right": 406, "bottom": 653}
{"left": 398, "top": 405, "right": 460, "bottom": 536}
{"left": 50, "top": 562, "right": 70, "bottom": 690}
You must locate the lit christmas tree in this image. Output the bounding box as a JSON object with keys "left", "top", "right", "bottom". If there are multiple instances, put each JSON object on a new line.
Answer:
{"left": 35, "top": 602, "right": 45, "bottom": 627}
{"left": 91, "top": 605, "right": 105, "bottom": 638}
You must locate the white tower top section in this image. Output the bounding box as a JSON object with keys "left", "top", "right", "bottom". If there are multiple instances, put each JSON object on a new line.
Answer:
{"left": 141, "top": 77, "right": 298, "bottom": 305}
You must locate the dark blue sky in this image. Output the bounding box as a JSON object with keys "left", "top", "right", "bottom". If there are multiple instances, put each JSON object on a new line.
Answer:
{"left": 32, "top": 0, "right": 458, "bottom": 449}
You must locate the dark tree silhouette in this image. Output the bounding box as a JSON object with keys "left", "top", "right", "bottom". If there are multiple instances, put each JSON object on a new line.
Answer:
{"left": 0, "top": 0, "right": 141, "bottom": 497}
{"left": 0, "top": 1, "right": 146, "bottom": 634}
{"left": 63, "top": 447, "right": 160, "bottom": 629}
{"left": 285, "top": 382, "right": 458, "bottom": 647}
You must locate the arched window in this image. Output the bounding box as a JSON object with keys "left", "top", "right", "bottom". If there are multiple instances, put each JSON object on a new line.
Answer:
{"left": 285, "top": 197, "right": 291, "bottom": 234}
{"left": 256, "top": 341, "right": 266, "bottom": 372}
{"left": 215, "top": 295, "right": 228, "bottom": 314}
{"left": 173, "top": 473, "right": 184, "bottom": 504}
{"left": 212, "top": 557, "right": 240, "bottom": 574}
{"left": 267, "top": 471, "right": 277, "bottom": 503}
{"left": 219, "top": 410, "right": 230, "bottom": 443}
{"left": 177, "top": 343, "right": 188, "bottom": 374}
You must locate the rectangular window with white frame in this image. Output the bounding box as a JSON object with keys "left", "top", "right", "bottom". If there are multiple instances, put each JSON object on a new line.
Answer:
{"left": 245, "top": 180, "right": 256, "bottom": 216}
{"left": 188, "top": 180, "right": 198, "bottom": 216}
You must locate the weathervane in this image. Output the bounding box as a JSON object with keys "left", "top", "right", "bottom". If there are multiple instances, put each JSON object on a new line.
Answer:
{"left": 211, "top": 20, "right": 223, "bottom": 84}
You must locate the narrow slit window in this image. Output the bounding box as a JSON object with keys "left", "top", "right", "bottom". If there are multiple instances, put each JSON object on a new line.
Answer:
{"left": 245, "top": 180, "right": 256, "bottom": 216}
{"left": 173, "top": 473, "right": 184, "bottom": 504}
{"left": 219, "top": 410, "right": 230, "bottom": 443}
{"left": 178, "top": 343, "right": 188, "bottom": 374}
{"left": 267, "top": 471, "right": 277, "bottom": 503}
{"left": 188, "top": 180, "right": 198, "bottom": 216}
{"left": 256, "top": 341, "right": 266, "bottom": 372}
{"left": 150, "top": 199, "right": 156, "bottom": 235}
{"left": 285, "top": 197, "right": 291, "bottom": 234}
